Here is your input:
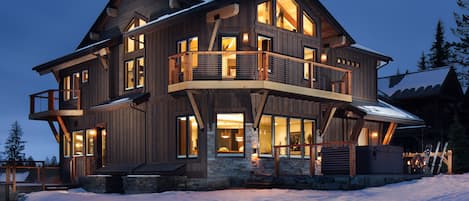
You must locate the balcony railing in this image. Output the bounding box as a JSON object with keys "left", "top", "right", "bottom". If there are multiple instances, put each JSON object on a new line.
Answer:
{"left": 29, "top": 89, "right": 82, "bottom": 120}
{"left": 169, "top": 51, "right": 352, "bottom": 95}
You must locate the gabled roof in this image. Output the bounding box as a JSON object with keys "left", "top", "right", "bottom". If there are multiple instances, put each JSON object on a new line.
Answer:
{"left": 378, "top": 67, "right": 463, "bottom": 100}
{"left": 350, "top": 44, "right": 393, "bottom": 62}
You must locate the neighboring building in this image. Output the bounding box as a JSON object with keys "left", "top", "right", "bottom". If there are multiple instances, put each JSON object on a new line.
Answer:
{"left": 30, "top": 0, "right": 422, "bottom": 184}
{"left": 378, "top": 67, "right": 463, "bottom": 152}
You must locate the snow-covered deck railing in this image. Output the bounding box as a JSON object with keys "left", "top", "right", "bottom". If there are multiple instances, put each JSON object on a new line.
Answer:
{"left": 168, "top": 51, "right": 353, "bottom": 98}
{"left": 0, "top": 160, "right": 49, "bottom": 193}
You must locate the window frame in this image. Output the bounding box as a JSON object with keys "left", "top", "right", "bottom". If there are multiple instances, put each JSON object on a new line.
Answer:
{"left": 72, "top": 130, "right": 85, "bottom": 157}
{"left": 216, "top": 113, "right": 246, "bottom": 158}
{"left": 63, "top": 133, "right": 71, "bottom": 158}
{"left": 86, "top": 129, "right": 96, "bottom": 156}
{"left": 257, "top": 0, "right": 273, "bottom": 25}
{"left": 303, "top": 46, "right": 317, "bottom": 81}
{"left": 176, "top": 115, "right": 199, "bottom": 159}
{"left": 63, "top": 75, "right": 71, "bottom": 101}
{"left": 275, "top": 0, "right": 300, "bottom": 32}
{"left": 81, "top": 70, "right": 89, "bottom": 83}
{"left": 220, "top": 35, "right": 238, "bottom": 79}
{"left": 72, "top": 72, "right": 80, "bottom": 100}
{"left": 302, "top": 11, "right": 317, "bottom": 37}
{"left": 124, "top": 17, "right": 147, "bottom": 54}
{"left": 258, "top": 114, "right": 316, "bottom": 159}
{"left": 124, "top": 59, "right": 136, "bottom": 91}
{"left": 257, "top": 34, "right": 273, "bottom": 73}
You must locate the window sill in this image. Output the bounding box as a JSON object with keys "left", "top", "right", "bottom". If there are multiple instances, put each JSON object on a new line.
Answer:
{"left": 216, "top": 153, "right": 244, "bottom": 158}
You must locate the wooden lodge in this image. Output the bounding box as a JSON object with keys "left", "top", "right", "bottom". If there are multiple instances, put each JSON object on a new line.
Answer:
{"left": 30, "top": 0, "right": 424, "bottom": 184}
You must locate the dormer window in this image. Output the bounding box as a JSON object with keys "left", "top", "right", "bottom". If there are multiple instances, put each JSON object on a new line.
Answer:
{"left": 125, "top": 18, "right": 146, "bottom": 53}
{"left": 276, "top": 0, "right": 298, "bottom": 32}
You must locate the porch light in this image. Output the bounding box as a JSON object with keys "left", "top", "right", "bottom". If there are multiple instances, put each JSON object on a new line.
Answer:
{"left": 371, "top": 132, "right": 378, "bottom": 138}
{"left": 320, "top": 53, "right": 328, "bottom": 63}
{"left": 242, "top": 32, "right": 249, "bottom": 43}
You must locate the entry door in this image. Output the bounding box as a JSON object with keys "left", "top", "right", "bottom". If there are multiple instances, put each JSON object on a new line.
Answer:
{"left": 221, "top": 36, "right": 237, "bottom": 79}
{"left": 95, "top": 128, "right": 107, "bottom": 168}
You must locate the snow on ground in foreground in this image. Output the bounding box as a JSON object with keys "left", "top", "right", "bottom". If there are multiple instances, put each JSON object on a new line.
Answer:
{"left": 25, "top": 174, "right": 469, "bottom": 201}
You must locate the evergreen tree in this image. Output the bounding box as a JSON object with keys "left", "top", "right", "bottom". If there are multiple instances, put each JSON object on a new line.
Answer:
{"left": 50, "top": 156, "right": 58, "bottom": 166}
{"left": 26, "top": 156, "right": 35, "bottom": 167}
{"left": 45, "top": 156, "right": 50, "bottom": 166}
{"left": 418, "top": 51, "right": 428, "bottom": 71}
{"left": 429, "top": 20, "right": 451, "bottom": 68}
{"left": 3, "top": 121, "right": 26, "bottom": 161}
{"left": 452, "top": 0, "right": 469, "bottom": 66}
{"left": 448, "top": 115, "right": 469, "bottom": 173}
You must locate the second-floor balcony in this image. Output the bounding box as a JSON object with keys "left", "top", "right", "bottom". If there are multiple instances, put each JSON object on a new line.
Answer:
{"left": 29, "top": 89, "right": 83, "bottom": 121}
{"left": 168, "top": 51, "right": 352, "bottom": 102}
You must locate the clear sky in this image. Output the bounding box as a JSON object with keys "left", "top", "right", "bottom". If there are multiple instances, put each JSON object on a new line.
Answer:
{"left": 0, "top": 0, "right": 459, "bottom": 161}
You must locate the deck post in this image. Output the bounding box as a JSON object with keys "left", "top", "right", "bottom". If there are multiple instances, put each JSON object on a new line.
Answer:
{"left": 447, "top": 150, "right": 453, "bottom": 174}
{"left": 349, "top": 143, "right": 356, "bottom": 177}
{"left": 12, "top": 165, "right": 16, "bottom": 193}
{"left": 262, "top": 52, "right": 269, "bottom": 80}
{"left": 30, "top": 95, "right": 35, "bottom": 114}
{"left": 309, "top": 144, "right": 315, "bottom": 176}
{"left": 48, "top": 90, "right": 55, "bottom": 111}
{"left": 274, "top": 147, "right": 279, "bottom": 177}
{"left": 41, "top": 165, "right": 46, "bottom": 191}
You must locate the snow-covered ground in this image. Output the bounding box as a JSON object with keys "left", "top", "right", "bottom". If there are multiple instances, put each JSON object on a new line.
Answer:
{"left": 25, "top": 174, "right": 469, "bottom": 201}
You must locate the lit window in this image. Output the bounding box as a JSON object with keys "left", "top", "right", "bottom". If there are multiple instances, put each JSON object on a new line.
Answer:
{"left": 304, "top": 119, "right": 315, "bottom": 158}
{"left": 259, "top": 115, "right": 273, "bottom": 156}
{"left": 221, "top": 37, "right": 237, "bottom": 79}
{"left": 177, "top": 115, "right": 199, "bottom": 158}
{"left": 137, "top": 57, "right": 145, "bottom": 88}
{"left": 177, "top": 40, "right": 187, "bottom": 72}
{"left": 82, "top": 70, "right": 89, "bottom": 83}
{"left": 102, "top": 129, "right": 107, "bottom": 167}
{"left": 63, "top": 134, "right": 71, "bottom": 158}
{"left": 125, "top": 60, "right": 135, "bottom": 90}
{"left": 73, "top": 131, "right": 84, "bottom": 156}
{"left": 274, "top": 116, "right": 288, "bottom": 156}
{"left": 276, "top": 0, "right": 298, "bottom": 32}
{"left": 72, "top": 73, "right": 80, "bottom": 99}
{"left": 188, "top": 37, "right": 198, "bottom": 67}
{"left": 177, "top": 37, "right": 199, "bottom": 72}
{"left": 125, "top": 18, "right": 146, "bottom": 53}
{"left": 304, "top": 47, "right": 316, "bottom": 80}
{"left": 63, "top": 76, "right": 71, "bottom": 101}
{"left": 217, "top": 113, "right": 244, "bottom": 156}
{"left": 258, "top": 36, "right": 272, "bottom": 73}
{"left": 257, "top": 1, "right": 272, "bottom": 24}
{"left": 86, "top": 129, "right": 96, "bottom": 156}
{"left": 303, "top": 12, "right": 316, "bottom": 37}
{"left": 289, "top": 118, "right": 302, "bottom": 157}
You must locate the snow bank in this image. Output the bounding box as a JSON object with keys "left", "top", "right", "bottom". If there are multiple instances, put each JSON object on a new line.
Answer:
{"left": 25, "top": 174, "right": 469, "bottom": 201}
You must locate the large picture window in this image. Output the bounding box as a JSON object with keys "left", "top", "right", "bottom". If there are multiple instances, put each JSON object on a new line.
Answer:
{"left": 217, "top": 113, "right": 244, "bottom": 156}
{"left": 177, "top": 115, "right": 199, "bottom": 158}
{"left": 259, "top": 115, "right": 315, "bottom": 158}
{"left": 276, "top": 0, "right": 298, "bottom": 32}
{"left": 257, "top": 0, "right": 272, "bottom": 24}
{"left": 73, "top": 131, "right": 84, "bottom": 156}
{"left": 125, "top": 57, "right": 145, "bottom": 91}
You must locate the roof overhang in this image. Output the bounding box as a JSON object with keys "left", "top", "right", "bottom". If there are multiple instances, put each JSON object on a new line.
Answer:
{"left": 90, "top": 92, "right": 150, "bottom": 112}
{"left": 33, "top": 37, "right": 120, "bottom": 75}
{"left": 349, "top": 99, "right": 424, "bottom": 125}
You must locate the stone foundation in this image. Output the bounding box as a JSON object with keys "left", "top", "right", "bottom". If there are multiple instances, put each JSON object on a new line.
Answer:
{"left": 79, "top": 175, "right": 111, "bottom": 193}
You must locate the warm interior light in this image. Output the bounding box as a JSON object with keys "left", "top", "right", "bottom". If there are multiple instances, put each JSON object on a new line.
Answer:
{"left": 236, "top": 136, "right": 244, "bottom": 142}
{"left": 371, "top": 132, "right": 378, "bottom": 138}
{"left": 243, "top": 33, "right": 249, "bottom": 43}
{"left": 89, "top": 129, "right": 97, "bottom": 136}
{"left": 320, "top": 53, "right": 328, "bottom": 63}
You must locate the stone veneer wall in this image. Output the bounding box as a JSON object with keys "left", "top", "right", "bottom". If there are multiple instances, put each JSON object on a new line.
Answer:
{"left": 207, "top": 123, "right": 256, "bottom": 184}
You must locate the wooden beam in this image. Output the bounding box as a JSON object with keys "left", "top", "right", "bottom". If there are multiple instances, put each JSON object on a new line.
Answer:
{"left": 382, "top": 122, "right": 397, "bottom": 145}
{"left": 47, "top": 120, "right": 60, "bottom": 143}
{"left": 320, "top": 106, "right": 337, "bottom": 137}
{"left": 208, "top": 19, "right": 221, "bottom": 51}
{"left": 56, "top": 116, "right": 70, "bottom": 137}
{"left": 349, "top": 118, "right": 365, "bottom": 142}
{"left": 98, "top": 55, "right": 109, "bottom": 70}
{"left": 251, "top": 90, "right": 269, "bottom": 129}
{"left": 186, "top": 90, "right": 205, "bottom": 130}
{"left": 52, "top": 70, "right": 60, "bottom": 82}
{"left": 206, "top": 4, "right": 240, "bottom": 23}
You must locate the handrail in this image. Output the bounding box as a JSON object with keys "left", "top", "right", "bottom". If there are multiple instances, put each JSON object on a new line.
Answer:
{"left": 273, "top": 141, "right": 356, "bottom": 177}
{"left": 0, "top": 161, "right": 48, "bottom": 192}
{"left": 168, "top": 51, "right": 353, "bottom": 95}
{"left": 29, "top": 89, "right": 81, "bottom": 114}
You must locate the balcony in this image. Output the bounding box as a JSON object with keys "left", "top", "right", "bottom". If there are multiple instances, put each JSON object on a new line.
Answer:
{"left": 168, "top": 51, "right": 352, "bottom": 102}
{"left": 29, "top": 89, "right": 83, "bottom": 121}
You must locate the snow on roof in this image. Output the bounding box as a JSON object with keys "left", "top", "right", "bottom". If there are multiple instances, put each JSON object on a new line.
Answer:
{"left": 74, "top": 39, "right": 110, "bottom": 53}
{"left": 378, "top": 67, "right": 450, "bottom": 97}
{"left": 354, "top": 99, "right": 423, "bottom": 124}
{"left": 351, "top": 44, "right": 387, "bottom": 57}
{"left": 130, "top": 0, "right": 215, "bottom": 33}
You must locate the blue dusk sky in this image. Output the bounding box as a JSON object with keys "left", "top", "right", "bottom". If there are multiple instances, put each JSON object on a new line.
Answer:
{"left": 0, "top": 0, "right": 458, "bottom": 160}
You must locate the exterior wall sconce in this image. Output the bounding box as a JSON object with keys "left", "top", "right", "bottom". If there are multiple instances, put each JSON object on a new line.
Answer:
{"left": 242, "top": 32, "right": 249, "bottom": 43}
{"left": 320, "top": 53, "right": 328, "bottom": 63}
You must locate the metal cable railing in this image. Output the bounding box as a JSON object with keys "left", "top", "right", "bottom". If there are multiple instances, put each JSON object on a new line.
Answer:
{"left": 29, "top": 89, "right": 81, "bottom": 114}
{"left": 169, "top": 51, "right": 352, "bottom": 95}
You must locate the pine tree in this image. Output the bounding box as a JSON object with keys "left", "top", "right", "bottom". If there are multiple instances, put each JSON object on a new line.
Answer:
{"left": 448, "top": 115, "right": 469, "bottom": 173}
{"left": 45, "top": 156, "right": 50, "bottom": 166}
{"left": 429, "top": 20, "right": 451, "bottom": 68}
{"left": 452, "top": 0, "right": 469, "bottom": 88}
{"left": 3, "top": 121, "right": 26, "bottom": 161}
{"left": 50, "top": 156, "right": 58, "bottom": 166}
{"left": 418, "top": 51, "right": 428, "bottom": 71}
